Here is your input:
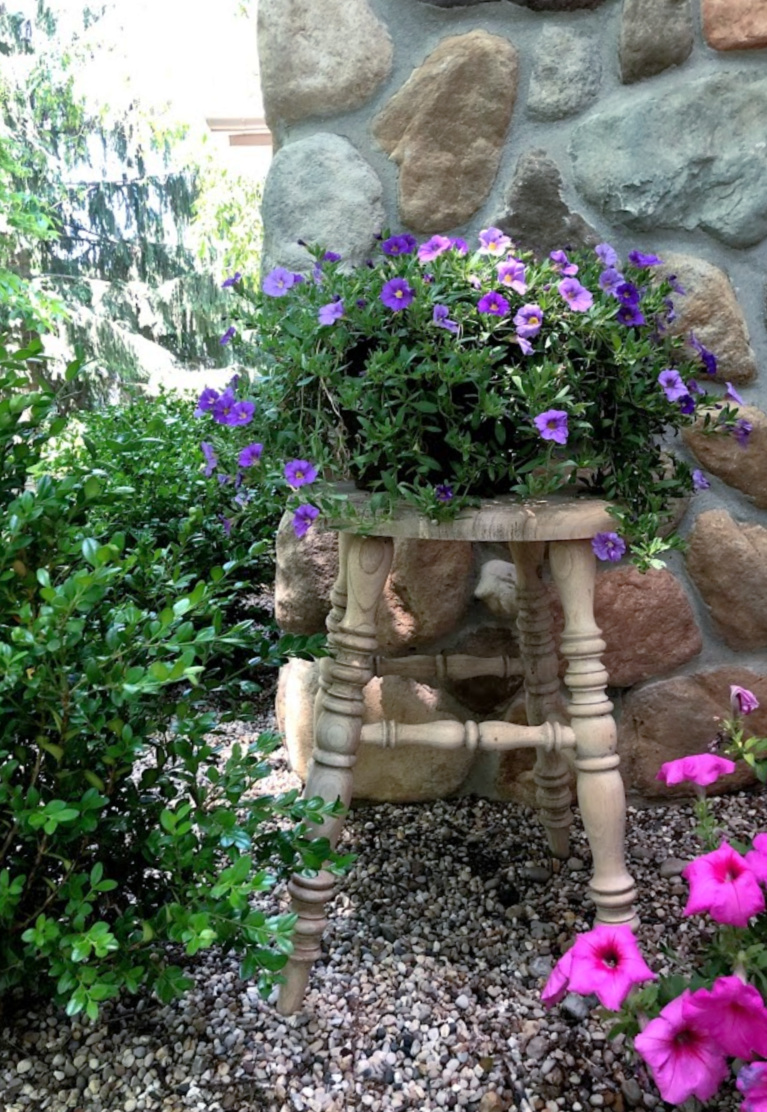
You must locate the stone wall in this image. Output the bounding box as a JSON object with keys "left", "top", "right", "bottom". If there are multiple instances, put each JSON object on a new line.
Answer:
{"left": 257, "top": 0, "right": 767, "bottom": 805}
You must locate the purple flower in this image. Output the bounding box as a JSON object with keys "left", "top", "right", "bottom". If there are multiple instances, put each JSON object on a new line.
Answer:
{"left": 477, "top": 290, "right": 509, "bottom": 317}
{"left": 534, "top": 409, "right": 568, "bottom": 445}
{"left": 417, "top": 235, "right": 452, "bottom": 263}
{"left": 693, "top": 469, "right": 710, "bottom": 491}
{"left": 516, "top": 335, "right": 533, "bottom": 356}
{"left": 596, "top": 243, "right": 619, "bottom": 267}
{"left": 514, "top": 303, "right": 544, "bottom": 337}
{"left": 219, "top": 326, "right": 236, "bottom": 346}
{"left": 616, "top": 304, "right": 646, "bottom": 327}
{"left": 433, "top": 304, "right": 459, "bottom": 334}
{"left": 549, "top": 249, "right": 578, "bottom": 276}
{"left": 200, "top": 441, "right": 218, "bottom": 477}
{"left": 284, "top": 459, "right": 319, "bottom": 488}
{"left": 217, "top": 472, "right": 233, "bottom": 485}
{"left": 658, "top": 368, "right": 688, "bottom": 402}
{"left": 667, "top": 274, "right": 686, "bottom": 295}
{"left": 292, "top": 504, "right": 320, "bottom": 538}
{"left": 356, "top": 298, "right": 367, "bottom": 308}
{"left": 478, "top": 227, "right": 511, "bottom": 256}
{"left": 725, "top": 382, "right": 745, "bottom": 406}
{"left": 435, "top": 483, "right": 453, "bottom": 503}
{"left": 497, "top": 259, "right": 527, "bottom": 294}
{"left": 322, "top": 251, "right": 342, "bottom": 262}
{"left": 688, "top": 379, "right": 705, "bottom": 396}
{"left": 592, "top": 532, "right": 627, "bottom": 562}
{"left": 318, "top": 300, "right": 345, "bottom": 326}
{"left": 450, "top": 237, "right": 468, "bottom": 255}
{"left": 382, "top": 235, "right": 415, "bottom": 257}
{"left": 221, "top": 272, "right": 242, "bottom": 288}
{"left": 689, "top": 333, "right": 718, "bottom": 375}
{"left": 219, "top": 515, "right": 233, "bottom": 537}
{"left": 262, "top": 267, "right": 297, "bottom": 297}
{"left": 599, "top": 267, "right": 624, "bottom": 295}
{"left": 678, "top": 393, "right": 696, "bottom": 415}
{"left": 558, "top": 278, "right": 593, "bottom": 312}
{"left": 195, "top": 387, "right": 220, "bottom": 416}
{"left": 731, "top": 685, "right": 760, "bottom": 716}
{"left": 212, "top": 390, "right": 255, "bottom": 427}
{"left": 628, "top": 250, "right": 663, "bottom": 267}
{"left": 733, "top": 418, "right": 753, "bottom": 447}
{"left": 380, "top": 277, "right": 415, "bottom": 311}
{"left": 615, "top": 282, "right": 641, "bottom": 307}
{"left": 238, "top": 442, "right": 264, "bottom": 468}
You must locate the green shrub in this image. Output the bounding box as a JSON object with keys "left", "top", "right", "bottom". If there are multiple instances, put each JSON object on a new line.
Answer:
{"left": 0, "top": 345, "right": 342, "bottom": 1019}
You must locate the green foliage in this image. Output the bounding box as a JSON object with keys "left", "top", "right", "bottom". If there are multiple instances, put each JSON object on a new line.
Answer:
{"left": 0, "top": 344, "right": 339, "bottom": 1016}
{"left": 229, "top": 236, "right": 738, "bottom": 563}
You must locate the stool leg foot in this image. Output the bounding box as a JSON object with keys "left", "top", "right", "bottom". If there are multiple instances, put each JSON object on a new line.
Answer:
{"left": 510, "top": 541, "right": 573, "bottom": 860}
{"left": 549, "top": 540, "right": 638, "bottom": 926}
{"left": 278, "top": 533, "right": 393, "bottom": 1014}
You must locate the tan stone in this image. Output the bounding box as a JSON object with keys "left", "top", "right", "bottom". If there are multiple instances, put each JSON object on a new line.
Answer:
{"left": 372, "top": 32, "right": 519, "bottom": 232}
{"left": 376, "top": 539, "right": 475, "bottom": 653}
{"left": 619, "top": 668, "right": 767, "bottom": 800}
{"left": 274, "top": 513, "right": 338, "bottom": 635}
{"left": 684, "top": 405, "right": 767, "bottom": 509}
{"left": 276, "top": 659, "right": 474, "bottom": 801}
{"left": 686, "top": 509, "right": 767, "bottom": 650}
{"left": 550, "top": 567, "right": 702, "bottom": 687}
{"left": 657, "top": 253, "right": 757, "bottom": 385}
{"left": 258, "top": 0, "right": 393, "bottom": 128}
{"left": 703, "top": 0, "right": 767, "bottom": 51}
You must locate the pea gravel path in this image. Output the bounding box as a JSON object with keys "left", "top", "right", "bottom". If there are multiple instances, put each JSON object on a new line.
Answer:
{"left": 2, "top": 731, "right": 761, "bottom": 1112}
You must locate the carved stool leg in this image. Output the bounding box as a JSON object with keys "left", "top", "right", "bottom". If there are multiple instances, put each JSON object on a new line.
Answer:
{"left": 509, "top": 541, "right": 572, "bottom": 860}
{"left": 277, "top": 532, "right": 394, "bottom": 1015}
{"left": 548, "top": 539, "right": 637, "bottom": 925}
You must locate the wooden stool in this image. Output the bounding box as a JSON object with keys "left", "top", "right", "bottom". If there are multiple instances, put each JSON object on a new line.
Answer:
{"left": 277, "top": 495, "right": 638, "bottom": 1015}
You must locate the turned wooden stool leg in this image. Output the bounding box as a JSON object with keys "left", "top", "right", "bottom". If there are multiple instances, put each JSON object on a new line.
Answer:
{"left": 509, "top": 541, "right": 572, "bottom": 860}
{"left": 548, "top": 539, "right": 637, "bottom": 925}
{"left": 277, "top": 532, "right": 393, "bottom": 1015}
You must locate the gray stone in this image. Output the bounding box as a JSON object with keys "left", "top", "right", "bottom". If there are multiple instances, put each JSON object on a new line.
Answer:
{"left": 372, "top": 31, "right": 519, "bottom": 232}
{"left": 418, "top": 0, "right": 607, "bottom": 5}
{"left": 659, "top": 857, "right": 688, "bottom": 878}
{"left": 570, "top": 73, "right": 767, "bottom": 248}
{"left": 498, "top": 150, "right": 598, "bottom": 257}
{"left": 561, "top": 993, "right": 591, "bottom": 1021}
{"left": 257, "top": 0, "right": 393, "bottom": 128}
{"left": 260, "top": 134, "right": 385, "bottom": 274}
{"left": 622, "top": 1079, "right": 644, "bottom": 1108}
{"left": 619, "top": 0, "right": 693, "bottom": 84}
{"left": 528, "top": 26, "right": 601, "bottom": 121}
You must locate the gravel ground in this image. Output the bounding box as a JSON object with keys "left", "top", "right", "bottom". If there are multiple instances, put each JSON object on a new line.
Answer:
{"left": 1, "top": 732, "right": 762, "bottom": 1112}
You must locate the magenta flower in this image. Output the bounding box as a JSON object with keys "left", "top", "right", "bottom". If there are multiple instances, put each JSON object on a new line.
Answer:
{"left": 514, "top": 303, "right": 544, "bottom": 337}
{"left": 195, "top": 387, "right": 220, "bottom": 416}
{"left": 725, "top": 381, "right": 746, "bottom": 405}
{"left": 591, "top": 532, "right": 626, "bottom": 562}
{"left": 744, "top": 834, "right": 767, "bottom": 884}
{"left": 634, "top": 991, "right": 729, "bottom": 1106}
{"left": 292, "top": 504, "right": 320, "bottom": 538}
{"left": 541, "top": 946, "right": 574, "bottom": 1008}
{"left": 417, "top": 235, "right": 452, "bottom": 262}
{"left": 549, "top": 249, "right": 579, "bottom": 276}
{"left": 558, "top": 277, "right": 593, "bottom": 312}
{"left": 616, "top": 304, "right": 646, "bottom": 327}
{"left": 221, "top": 271, "right": 242, "bottom": 288}
{"left": 534, "top": 409, "right": 568, "bottom": 445}
{"left": 731, "top": 685, "right": 760, "bottom": 716}
{"left": 433, "top": 304, "right": 459, "bottom": 334}
{"left": 656, "top": 753, "right": 736, "bottom": 787}
{"left": 212, "top": 390, "right": 255, "bottom": 427}
{"left": 435, "top": 483, "right": 453, "bottom": 503}
{"left": 599, "top": 267, "right": 624, "bottom": 294}
{"left": 737, "top": 1062, "right": 767, "bottom": 1111}
{"left": 658, "top": 369, "right": 689, "bottom": 403}
{"left": 692, "top": 469, "right": 710, "bottom": 490}
{"left": 200, "top": 442, "right": 218, "bottom": 477}
{"left": 382, "top": 234, "right": 416, "bottom": 256}
{"left": 380, "top": 277, "right": 415, "bottom": 311}
{"left": 318, "top": 300, "right": 345, "bottom": 325}
{"left": 262, "top": 267, "right": 297, "bottom": 297}
{"left": 683, "top": 975, "right": 767, "bottom": 1061}
{"left": 238, "top": 442, "right": 264, "bottom": 468}
{"left": 628, "top": 249, "right": 664, "bottom": 267}
{"left": 596, "top": 243, "right": 618, "bottom": 267}
{"left": 565, "top": 924, "right": 656, "bottom": 1011}
{"left": 478, "top": 226, "right": 512, "bottom": 256}
{"left": 477, "top": 290, "right": 509, "bottom": 317}
{"left": 496, "top": 259, "right": 527, "bottom": 294}
{"left": 284, "top": 459, "right": 319, "bottom": 488}
{"left": 683, "top": 842, "right": 765, "bottom": 927}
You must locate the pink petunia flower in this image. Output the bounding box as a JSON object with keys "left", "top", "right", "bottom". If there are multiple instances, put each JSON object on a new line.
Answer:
{"left": 744, "top": 833, "right": 767, "bottom": 884}
{"left": 683, "top": 975, "right": 767, "bottom": 1061}
{"left": 541, "top": 946, "right": 574, "bottom": 1008}
{"left": 655, "top": 753, "right": 737, "bottom": 788}
{"left": 682, "top": 842, "right": 765, "bottom": 927}
{"left": 634, "top": 991, "right": 729, "bottom": 1106}
{"left": 737, "top": 1062, "right": 767, "bottom": 1111}
{"left": 566, "top": 924, "right": 657, "bottom": 1011}
{"left": 731, "top": 685, "right": 760, "bottom": 716}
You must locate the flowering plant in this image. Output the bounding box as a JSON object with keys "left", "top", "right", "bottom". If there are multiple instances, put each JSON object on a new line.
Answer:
{"left": 198, "top": 230, "right": 744, "bottom": 567}
{"left": 542, "top": 684, "right": 767, "bottom": 1109}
